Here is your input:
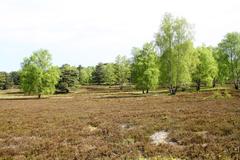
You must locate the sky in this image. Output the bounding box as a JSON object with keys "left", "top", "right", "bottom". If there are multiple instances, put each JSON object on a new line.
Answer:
{"left": 0, "top": 0, "right": 240, "bottom": 72}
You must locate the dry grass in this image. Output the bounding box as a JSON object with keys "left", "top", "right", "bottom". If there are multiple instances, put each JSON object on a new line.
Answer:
{"left": 0, "top": 88, "right": 239, "bottom": 159}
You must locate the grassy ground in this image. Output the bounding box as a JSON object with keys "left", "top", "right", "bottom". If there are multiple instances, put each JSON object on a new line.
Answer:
{"left": 0, "top": 87, "right": 239, "bottom": 159}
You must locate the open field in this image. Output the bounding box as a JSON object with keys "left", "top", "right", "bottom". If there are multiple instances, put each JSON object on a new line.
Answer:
{"left": 0, "top": 88, "right": 240, "bottom": 159}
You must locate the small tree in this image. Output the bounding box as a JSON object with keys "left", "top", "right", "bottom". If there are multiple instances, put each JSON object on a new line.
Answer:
{"left": 77, "top": 65, "right": 84, "bottom": 83}
{"left": 0, "top": 72, "right": 13, "bottom": 89}
{"left": 79, "top": 66, "right": 94, "bottom": 85}
{"left": 0, "top": 72, "right": 8, "bottom": 90}
{"left": 20, "top": 49, "right": 60, "bottom": 98}
{"left": 132, "top": 42, "right": 159, "bottom": 94}
{"left": 218, "top": 32, "right": 240, "bottom": 89}
{"left": 57, "top": 64, "right": 79, "bottom": 93}
{"left": 156, "top": 13, "right": 194, "bottom": 94}
{"left": 9, "top": 71, "right": 20, "bottom": 86}
{"left": 115, "top": 55, "right": 131, "bottom": 89}
{"left": 192, "top": 46, "right": 218, "bottom": 91}
{"left": 103, "top": 63, "right": 117, "bottom": 86}
{"left": 92, "top": 63, "right": 105, "bottom": 85}
{"left": 212, "top": 47, "right": 229, "bottom": 87}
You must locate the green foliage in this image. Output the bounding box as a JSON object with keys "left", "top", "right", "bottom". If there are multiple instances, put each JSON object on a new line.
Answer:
{"left": 192, "top": 46, "right": 218, "bottom": 91}
{"left": 218, "top": 32, "right": 240, "bottom": 89}
{"left": 92, "top": 63, "right": 105, "bottom": 84}
{"left": 77, "top": 65, "right": 83, "bottom": 83}
{"left": 212, "top": 48, "right": 229, "bottom": 85}
{"left": 156, "top": 13, "right": 194, "bottom": 94}
{"left": 0, "top": 72, "right": 14, "bottom": 90}
{"left": 9, "top": 71, "right": 20, "bottom": 86}
{"left": 57, "top": 64, "right": 79, "bottom": 92}
{"left": 132, "top": 42, "right": 159, "bottom": 93}
{"left": 102, "top": 63, "right": 117, "bottom": 85}
{"left": 115, "top": 55, "right": 131, "bottom": 89}
{"left": 0, "top": 72, "right": 8, "bottom": 90}
{"left": 79, "top": 66, "right": 94, "bottom": 85}
{"left": 20, "top": 49, "right": 60, "bottom": 98}
{"left": 3, "top": 13, "right": 240, "bottom": 94}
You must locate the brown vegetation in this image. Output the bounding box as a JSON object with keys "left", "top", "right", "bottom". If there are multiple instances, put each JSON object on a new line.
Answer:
{"left": 0, "top": 88, "right": 239, "bottom": 159}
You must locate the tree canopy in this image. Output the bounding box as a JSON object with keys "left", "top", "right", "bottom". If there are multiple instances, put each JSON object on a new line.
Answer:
{"left": 1, "top": 13, "right": 240, "bottom": 94}
{"left": 0, "top": 72, "right": 8, "bottom": 90}
{"left": 156, "top": 13, "right": 194, "bottom": 94}
{"left": 115, "top": 55, "right": 131, "bottom": 89}
{"left": 192, "top": 46, "right": 218, "bottom": 91}
{"left": 92, "top": 63, "right": 105, "bottom": 85}
{"left": 132, "top": 42, "right": 159, "bottom": 94}
{"left": 102, "top": 63, "right": 117, "bottom": 85}
{"left": 218, "top": 32, "right": 240, "bottom": 89}
{"left": 57, "top": 64, "right": 79, "bottom": 93}
{"left": 79, "top": 67, "right": 94, "bottom": 85}
{"left": 20, "top": 49, "right": 60, "bottom": 98}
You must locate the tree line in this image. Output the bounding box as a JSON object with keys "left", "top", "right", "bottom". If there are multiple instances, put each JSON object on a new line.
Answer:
{"left": 0, "top": 13, "right": 240, "bottom": 97}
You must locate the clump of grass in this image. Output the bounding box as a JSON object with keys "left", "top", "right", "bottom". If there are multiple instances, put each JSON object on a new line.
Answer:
{"left": 213, "top": 90, "right": 224, "bottom": 99}
{"left": 212, "top": 89, "right": 232, "bottom": 99}
{"left": 223, "top": 90, "right": 232, "bottom": 99}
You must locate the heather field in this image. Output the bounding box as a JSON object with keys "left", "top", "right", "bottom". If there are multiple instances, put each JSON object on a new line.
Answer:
{"left": 0, "top": 87, "right": 239, "bottom": 160}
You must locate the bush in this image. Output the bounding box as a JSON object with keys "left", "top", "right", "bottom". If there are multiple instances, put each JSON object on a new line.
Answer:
{"left": 223, "top": 90, "right": 232, "bottom": 99}
{"left": 212, "top": 89, "right": 232, "bottom": 99}
{"left": 213, "top": 90, "right": 223, "bottom": 99}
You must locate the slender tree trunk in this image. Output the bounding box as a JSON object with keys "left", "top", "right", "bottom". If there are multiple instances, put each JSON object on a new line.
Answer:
{"left": 171, "top": 88, "right": 177, "bottom": 95}
{"left": 169, "top": 85, "right": 177, "bottom": 95}
{"left": 173, "top": 87, "right": 177, "bottom": 95}
{"left": 169, "top": 86, "right": 172, "bottom": 95}
{"left": 212, "top": 78, "right": 216, "bottom": 88}
{"left": 230, "top": 53, "right": 237, "bottom": 90}
{"left": 196, "top": 80, "right": 201, "bottom": 91}
{"left": 142, "top": 90, "right": 145, "bottom": 94}
{"left": 38, "top": 94, "right": 41, "bottom": 99}
{"left": 176, "top": 47, "right": 181, "bottom": 91}
{"left": 146, "top": 89, "right": 149, "bottom": 94}
{"left": 234, "top": 80, "right": 239, "bottom": 90}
